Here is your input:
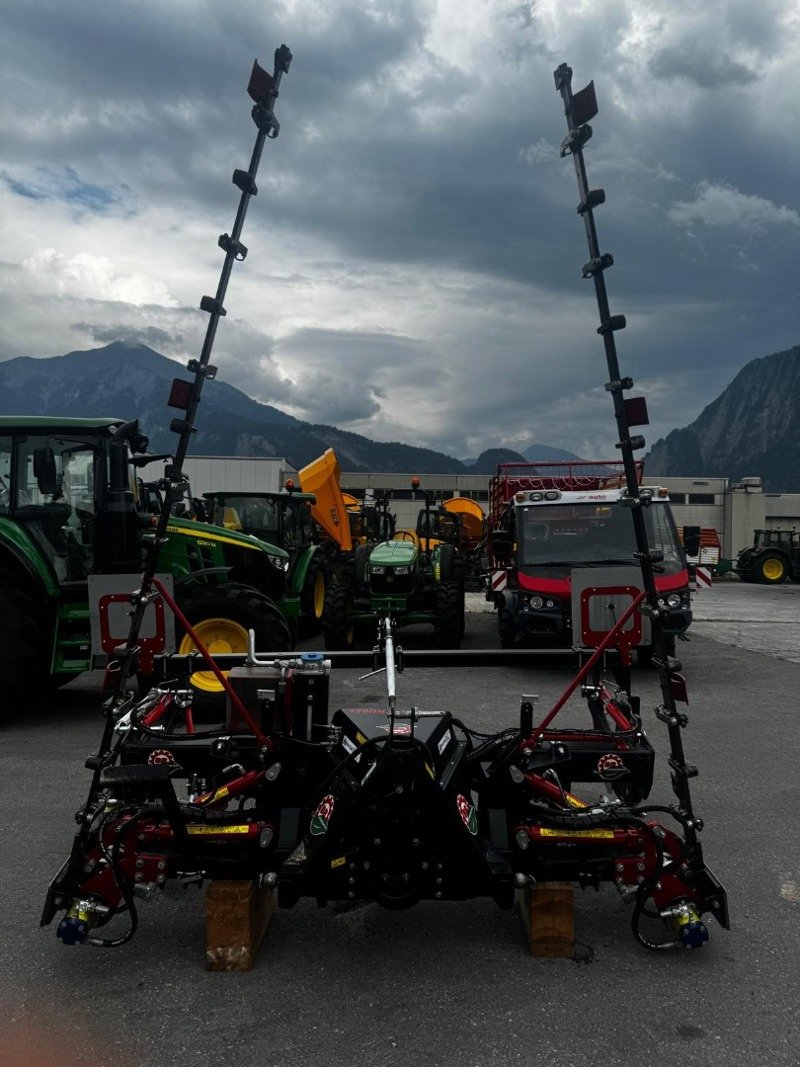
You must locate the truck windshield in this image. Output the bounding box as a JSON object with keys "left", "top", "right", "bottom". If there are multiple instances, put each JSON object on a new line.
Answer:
{"left": 517, "top": 501, "right": 684, "bottom": 577}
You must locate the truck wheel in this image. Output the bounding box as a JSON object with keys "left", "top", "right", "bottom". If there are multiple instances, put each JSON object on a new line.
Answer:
{"left": 300, "top": 556, "right": 328, "bottom": 635}
{"left": 0, "top": 584, "right": 44, "bottom": 713}
{"left": 434, "top": 581, "right": 462, "bottom": 648}
{"left": 322, "top": 584, "right": 355, "bottom": 650}
{"left": 758, "top": 553, "right": 788, "bottom": 584}
{"left": 498, "top": 607, "right": 517, "bottom": 649}
{"left": 176, "top": 584, "right": 292, "bottom": 721}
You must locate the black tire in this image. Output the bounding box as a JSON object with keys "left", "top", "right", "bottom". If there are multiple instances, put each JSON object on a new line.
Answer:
{"left": 299, "top": 554, "right": 328, "bottom": 636}
{"left": 498, "top": 606, "right": 517, "bottom": 649}
{"left": 322, "top": 583, "right": 355, "bottom": 650}
{"left": 174, "top": 583, "right": 292, "bottom": 722}
{"left": 438, "top": 544, "right": 456, "bottom": 582}
{"left": 434, "top": 581, "right": 462, "bottom": 648}
{"left": 0, "top": 573, "right": 48, "bottom": 714}
{"left": 757, "top": 552, "right": 790, "bottom": 584}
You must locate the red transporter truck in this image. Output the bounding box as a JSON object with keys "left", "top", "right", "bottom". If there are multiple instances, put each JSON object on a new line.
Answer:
{"left": 487, "top": 461, "right": 692, "bottom": 659}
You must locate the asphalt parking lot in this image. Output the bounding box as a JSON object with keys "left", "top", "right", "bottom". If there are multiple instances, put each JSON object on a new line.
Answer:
{"left": 2, "top": 581, "right": 799, "bottom": 1066}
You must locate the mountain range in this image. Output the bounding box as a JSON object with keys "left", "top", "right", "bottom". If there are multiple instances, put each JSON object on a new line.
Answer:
{"left": 8, "top": 340, "right": 796, "bottom": 487}
{"left": 646, "top": 343, "right": 800, "bottom": 491}
{"left": 0, "top": 343, "right": 580, "bottom": 475}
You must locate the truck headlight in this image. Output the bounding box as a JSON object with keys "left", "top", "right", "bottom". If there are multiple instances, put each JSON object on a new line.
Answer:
{"left": 667, "top": 593, "right": 682, "bottom": 609}
{"left": 530, "top": 595, "right": 544, "bottom": 609}
{"left": 394, "top": 566, "right": 412, "bottom": 575}
{"left": 371, "top": 566, "right": 385, "bottom": 575}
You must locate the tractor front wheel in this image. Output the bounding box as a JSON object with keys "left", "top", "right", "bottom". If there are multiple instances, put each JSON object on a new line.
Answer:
{"left": 300, "top": 556, "right": 329, "bottom": 635}
{"left": 322, "top": 584, "right": 355, "bottom": 650}
{"left": 434, "top": 581, "right": 463, "bottom": 648}
{"left": 176, "top": 583, "right": 292, "bottom": 721}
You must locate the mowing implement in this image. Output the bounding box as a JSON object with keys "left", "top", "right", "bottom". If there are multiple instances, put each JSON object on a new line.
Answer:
{"left": 41, "top": 58, "right": 728, "bottom": 959}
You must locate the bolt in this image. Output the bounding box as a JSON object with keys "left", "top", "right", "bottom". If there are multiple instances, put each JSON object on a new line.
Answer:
{"left": 411, "top": 838, "right": 421, "bottom": 848}
{"left": 157, "top": 861, "right": 166, "bottom": 871}
{"left": 373, "top": 838, "right": 382, "bottom": 848}
{"left": 135, "top": 859, "right": 144, "bottom": 869}
{"left": 362, "top": 860, "right": 371, "bottom": 870}
{"left": 402, "top": 873, "right": 410, "bottom": 883}
{"left": 435, "top": 877, "right": 442, "bottom": 886}
{"left": 434, "top": 891, "right": 442, "bottom": 899}
{"left": 348, "top": 890, "right": 355, "bottom": 899}
{"left": 436, "top": 862, "right": 443, "bottom": 871}
{"left": 637, "top": 863, "right": 645, "bottom": 872}
{"left": 420, "top": 861, "right": 429, "bottom": 871}
{"left": 135, "top": 872, "right": 143, "bottom": 881}
{"left": 656, "top": 882, "right": 662, "bottom": 890}
{"left": 381, "top": 873, "right": 389, "bottom": 883}
{"left": 349, "top": 862, "right": 356, "bottom": 871}
{"left": 637, "top": 875, "right": 644, "bottom": 884}
{"left": 616, "top": 863, "right": 624, "bottom": 873}
{"left": 348, "top": 877, "right": 356, "bottom": 886}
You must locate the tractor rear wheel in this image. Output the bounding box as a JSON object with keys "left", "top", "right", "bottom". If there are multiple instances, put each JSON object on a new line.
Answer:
{"left": 322, "top": 584, "right": 355, "bottom": 650}
{"left": 0, "top": 580, "right": 45, "bottom": 715}
{"left": 175, "top": 583, "right": 292, "bottom": 721}
{"left": 758, "top": 553, "right": 788, "bottom": 584}
{"left": 434, "top": 581, "right": 462, "bottom": 648}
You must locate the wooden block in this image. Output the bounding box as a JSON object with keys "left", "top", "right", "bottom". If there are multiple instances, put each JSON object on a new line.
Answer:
{"left": 205, "top": 879, "right": 275, "bottom": 971}
{"left": 518, "top": 882, "right": 574, "bottom": 959}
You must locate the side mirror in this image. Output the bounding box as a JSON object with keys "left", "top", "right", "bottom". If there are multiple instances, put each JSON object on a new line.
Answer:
{"left": 33, "top": 446, "right": 60, "bottom": 497}
{"left": 683, "top": 526, "right": 701, "bottom": 558}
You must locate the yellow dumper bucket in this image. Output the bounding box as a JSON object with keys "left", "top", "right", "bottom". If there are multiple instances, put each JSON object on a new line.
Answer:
{"left": 298, "top": 449, "right": 353, "bottom": 552}
{"left": 443, "top": 497, "right": 486, "bottom": 546}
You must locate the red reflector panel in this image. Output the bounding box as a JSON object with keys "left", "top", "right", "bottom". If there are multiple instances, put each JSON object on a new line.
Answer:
{"left": 168, "top": 379, "right": 193, "bottom": 410}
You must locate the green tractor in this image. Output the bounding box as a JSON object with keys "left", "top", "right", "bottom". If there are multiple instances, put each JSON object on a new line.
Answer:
{"left": 321, "top": 479, "right": 466, "bottom": 650}
{"left": 202, "top": 486, "right": 339, "bottom": 633}
{"left": 0, "top": 417, "right": 297, "bottom": 708}
{"left": 735, "top": 529, "right": 800, "bottom": 584}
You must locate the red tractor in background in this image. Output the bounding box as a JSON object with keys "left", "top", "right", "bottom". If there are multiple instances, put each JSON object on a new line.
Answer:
{"left": 486, "top": 461, "right": 692, "bottom": 660}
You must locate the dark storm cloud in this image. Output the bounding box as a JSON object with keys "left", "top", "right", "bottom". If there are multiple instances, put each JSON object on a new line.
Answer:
{"left": 649, "top": 44, "right": 758, "bottom": 89}
{"left": 1, "top": 0, "right": 799, "bottom": 460}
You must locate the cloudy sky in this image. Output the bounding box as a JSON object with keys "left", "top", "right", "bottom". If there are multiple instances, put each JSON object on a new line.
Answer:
{"left": 1, "top": 0, "right": 798, "bottom": 461}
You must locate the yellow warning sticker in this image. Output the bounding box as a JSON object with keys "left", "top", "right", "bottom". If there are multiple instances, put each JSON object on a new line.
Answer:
{"left": 355, "top": 732, "right": 367, "bottom": 745}
{"left": 331, "top": 856, "right": 346, "bottom": 869}
{"left": 186, "top": 824, "right": 251, "bottom": 835}
{"left": 565, "top": 794, "right": 588, "bottom": 809}
{"left": 425, "top": 763, "right": 435, "bottom": 779}
{"left": 212, "top": 786, "right": 229, "bottom": 802}
{"left": 538, "top": 828, "right": 615, "bottom": 840}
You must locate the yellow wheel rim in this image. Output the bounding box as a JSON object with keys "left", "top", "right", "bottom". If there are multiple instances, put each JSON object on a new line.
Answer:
{"left": 313, "top": 570, "right": 326, "bottom": 619}
{"left": 763, "top": 558, "right": 784, "bottom": 581}
{"left": 179, "top": 617, "right": 249, "bottom": 692}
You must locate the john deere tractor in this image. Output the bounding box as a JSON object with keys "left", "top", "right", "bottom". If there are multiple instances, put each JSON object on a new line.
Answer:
{"left": 735, "top": 529, "right": 800, "bottom": 584}
{"left": 0, "top": 417, "right": 296, "bottom": 710}
{"left": 202, "top": 485, "right": 340, "bottom": 633}
{"left": 321, "top": 479, "right": 466, "bottom": 650}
